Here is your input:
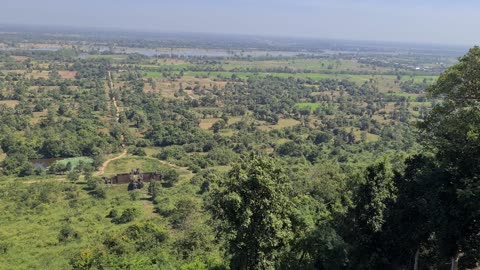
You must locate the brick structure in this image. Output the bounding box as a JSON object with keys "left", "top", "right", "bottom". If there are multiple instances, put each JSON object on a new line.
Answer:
{"left": 103, "top": 170, "right": 163, "bottom": 185}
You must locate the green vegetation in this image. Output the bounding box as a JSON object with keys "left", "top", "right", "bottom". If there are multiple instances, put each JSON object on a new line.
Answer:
{"left": 0, "top": 31, "right": 477, "bottom": 270}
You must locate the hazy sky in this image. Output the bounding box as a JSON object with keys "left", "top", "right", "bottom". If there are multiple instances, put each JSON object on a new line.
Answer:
{"left": 2, "top": 0, "right": 480, "bottom": 45}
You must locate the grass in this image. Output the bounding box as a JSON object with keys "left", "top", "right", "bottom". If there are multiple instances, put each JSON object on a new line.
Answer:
{"left": 104, "top": 156, "right": 187, "bottom": 176}
{"left": 0, "top": 152, "right": 6, "bottom": 162}
{"left": 353, "top": 128, "right": 380, "bottom": 143}
{"left": 0, "top": 180, "right": 161, "bottom": 269}
{"left": 387, "top": 92, "right": 419, "bottom": 99}
{"left": 219, "top": 129, "right": 236, "bottom": 137}
{"left": 296, "top": 102, "right": 321, "bottom": 110}
{"left": 145, "top": 71, "right": 164, "bottom": 78}
{"left": 199, "top": 118, "right": 220, "bottom": 130}
{"left": 0, "top": 100, "right": 19, "bottom": 108}
{"left": 143, "top": 146, "right": 162, "bottom": 157}
{"left": 409, "top": 101, "right": 431, "bottom": 107}
{"left": 257, "top": 118, "right": 300, "bottom": 131}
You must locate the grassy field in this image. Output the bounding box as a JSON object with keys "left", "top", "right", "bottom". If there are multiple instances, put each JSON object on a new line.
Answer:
{"left": 0, "top": 100, "right": 19, "bottom": 108}
{"left": 199, "top": 118, "right": 220, "bottom": 130}
{"left": 350, "top": 128, "right": 380, "bottom": 143}
{"left": 257, "top": 118, "right": 300, "bottom": 131}
{"left": 0, "top": 180, "right": 164, "bottom": 269}
{"left": 104, "top": 156, "right": 166, "bottom": 174}
{"left": 296, "top": 102, "right": 321, "bottom": 110}
{"left": 142, "top": 146, "right": 162, "bottom": 157}
{"left": 145, "top": 71, "right": 164, "bottom": 78}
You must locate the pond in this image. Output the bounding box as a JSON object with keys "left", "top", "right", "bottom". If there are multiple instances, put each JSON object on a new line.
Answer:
{"left": 29, "top": 158, "right": 63, "bottom": 170}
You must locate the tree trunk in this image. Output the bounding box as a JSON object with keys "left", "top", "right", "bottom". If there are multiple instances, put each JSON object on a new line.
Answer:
{"left": 413, "top": 248, "right": 420, "bottom": 270}
{"left": 450, "top": 254, "right": 459, "bottom": 270}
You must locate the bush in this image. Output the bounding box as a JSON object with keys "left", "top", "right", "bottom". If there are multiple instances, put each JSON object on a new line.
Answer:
{"left": 129, "top": 190, "right": 141, "bottom": 201}
{"left": 70, "top": 245, "right": 108, "bottom": 270}
{"left": 58, "top": 225, "right": 80, "bottom": 242}
{"left": 112, "top": 208, "right": 138, "bottom": 224}
{"left": 92, "top": 185, "right": 107, "bottom": 199}
{"left": 67, "top": 170, "right": 80, "bottom": 182}
{"left": 107, "top": 208, "right": 118, "bottom": 219}
{"left": 129, "top": 147, "right": 146, "bottom": 156}
{"left": 156, "top": 145, "right": 187, "bottom": 160}
{"left": 86, "top": 176, "right": 100, "bottom": 190}
{"left": 170, "top": 198, "right": 197, "bottom": 229}
{"left": 148, "top": 181, "right": 162, "bottom": 199}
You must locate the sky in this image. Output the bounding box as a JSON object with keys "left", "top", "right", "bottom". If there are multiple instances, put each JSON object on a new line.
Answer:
{"left": 1, "top": 0, "right": 480, "bottom": 46}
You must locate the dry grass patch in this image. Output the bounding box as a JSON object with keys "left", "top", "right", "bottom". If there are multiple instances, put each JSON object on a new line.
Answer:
{"left": 349, "top": 128, "right": 380, "bottom": 143}
{"left": 199, "top": 118, "right": 220, "bottom": 130}
{"left": 29, "top": 70, "right": 50, "bottom": 79}
{"left": 0, "top": 100, "right": 19, "bottom": 108}
{"left": 11, "top": 56, "right": 28, "bottom": 62}
{"left": 257, "top": 118, "right": 300, "bottom": 131}
{"left": 380, "top": 103, "right": 397, "bottom": 113}
{"left": 58, "top": 71, "right": 77, "bottom": 79}
{"left": 31, "top": 110, "right": 48, "bottom": 125}
{"left": 228, "top": 116, "right": 243, "bottom": 125}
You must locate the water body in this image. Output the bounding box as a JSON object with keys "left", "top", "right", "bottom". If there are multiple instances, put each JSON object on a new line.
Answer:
{"left": 30, "top": 158, "right": 63, "bottom": 170}
{"left": 0, "top": 44, "right": 323, "bottom": 58}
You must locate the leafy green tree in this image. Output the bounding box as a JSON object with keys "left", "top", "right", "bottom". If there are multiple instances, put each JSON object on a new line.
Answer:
{"left": 208, "top": 155, "right": 294, "bottom": 270}
{"left": 349, "top": 161, "right": 397, "bottom": 269}
{"left": 170, "top": 198, "right": 197, "bottom": 229}
{"left": 148, "top": 181, "right": 162, "bottom": 199}
{"left": 419, "top": 47, "right": 480, "bottom": 269}
{"left": 67, "top": 170, "right": 80, "bottom": 182}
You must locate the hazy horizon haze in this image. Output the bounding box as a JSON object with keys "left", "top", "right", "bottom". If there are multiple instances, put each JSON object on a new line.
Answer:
{"left": 2, "top": 0, "right": 480, "bottom": 46}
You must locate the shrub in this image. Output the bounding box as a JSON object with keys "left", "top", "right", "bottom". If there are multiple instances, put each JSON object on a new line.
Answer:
{"left": 129, "top": 147, "right": 146, "bottom": 156}
{"left": 86, "top": 176, "right": 100, "bottom": 190}
{"left": 92, "top": 185, "right": 107, "bottom": 199}
{"left": 112, "top": 208, "right": 138, "bottom": 224}
{"left": 148, "top": 181, "right": 162, "bottom": 199}
{"left": 58, "top": 225, "right": 80, "bottom": 242}
{"left": 129, "top": 190, "right": 141, "bottom": 201}
{"left": 67, "top": 170, "right": 80, "bottom": 182}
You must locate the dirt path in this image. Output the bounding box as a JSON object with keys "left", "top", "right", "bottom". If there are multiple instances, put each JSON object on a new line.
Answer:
{"left": 95, "top": 150, "right": 127, "bottom": 176}
{"left": 108, "top": 71, "right": 122, "bottom": 123}
{"left": 112, "top": 97, "right": 120, "bottom": 122}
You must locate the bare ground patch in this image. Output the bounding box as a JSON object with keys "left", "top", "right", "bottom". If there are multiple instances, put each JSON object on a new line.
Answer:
{"left": 0, "top": 100, "right": 19, "bottom": 108}
{"left": 58, "top": 71, "right": 77, "bottom": 79}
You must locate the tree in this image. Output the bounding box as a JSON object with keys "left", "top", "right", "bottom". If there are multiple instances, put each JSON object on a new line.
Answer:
{"left": 208, "top": 155, "right": 294, "bottom": 270}
{"left": 67, "top": 170, "right": 80, "bottom": 182}
{"left": 349, "top": 161, "right": 397, "bottom": 269}
{"left": 419, "top": 47, "right": 480, "bottom": 269}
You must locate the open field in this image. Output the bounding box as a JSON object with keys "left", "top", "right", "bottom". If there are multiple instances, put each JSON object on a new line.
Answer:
{"left": 103, "top": 156, "right": 188, "bottom": 176}
{"left": 199, "top": 118, "right": 220, "bottom": 130}
{"left": 296, "top": 102, "right": 321, "bottom": 110}
{"left": 257, "top": 118, "right": 300, "bottom": 131}
{"left": 0, "top": 180, "right": 162, "bottom": 269}
{"left": 0, "top": 100, "right": 19, "bottom": 108}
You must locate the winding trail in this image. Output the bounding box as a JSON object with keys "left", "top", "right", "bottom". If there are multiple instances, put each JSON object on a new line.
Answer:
{"left": 112, "top": 97, "right": 120, "bottom": 122}
{"left": 95, "top": 150, "right": 127, "bottom": 176}
{"left": 92, "top": 70, "right": 127, "bottom": 176}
